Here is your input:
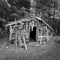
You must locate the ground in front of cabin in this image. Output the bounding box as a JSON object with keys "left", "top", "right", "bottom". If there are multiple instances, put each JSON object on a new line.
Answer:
{"left": 0, "top": 36, "right": 60, "bottom": 60}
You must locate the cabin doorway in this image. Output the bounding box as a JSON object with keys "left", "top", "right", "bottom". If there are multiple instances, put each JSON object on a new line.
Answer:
{"left": 29, "top": 27, "right": 36, "bottom": 42}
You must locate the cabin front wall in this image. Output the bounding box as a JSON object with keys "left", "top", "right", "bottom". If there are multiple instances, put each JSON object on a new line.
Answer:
{"left": 19, "top": 20, "right": 52, "bottom": 43}
{"left": 36, "top": 21, "right": 53, "bottom": 43}
{"left": 8, "top": 19, "right": 53, "bottom": 45}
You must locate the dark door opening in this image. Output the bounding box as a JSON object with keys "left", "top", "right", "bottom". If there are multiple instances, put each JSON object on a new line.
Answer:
{"left": 29, "top": 27, "right": 36, "bottom": 42}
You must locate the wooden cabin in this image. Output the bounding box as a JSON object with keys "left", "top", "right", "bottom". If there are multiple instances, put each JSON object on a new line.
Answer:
{"left": 5, "top": 17, "right": 54, "bottom": 48}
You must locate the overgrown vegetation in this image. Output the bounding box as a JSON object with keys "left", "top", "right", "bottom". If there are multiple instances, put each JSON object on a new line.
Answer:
{"left": 0, "top": 0, "right": 60, "bottom": 35}
{"left": 36, "top": 0, "right": 60, "bottom": 35}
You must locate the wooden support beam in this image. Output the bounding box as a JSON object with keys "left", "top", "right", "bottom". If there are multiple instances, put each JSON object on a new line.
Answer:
{"left": 22, "top": 35, "right": 27, "bottom": 50}
{"left": 47, "top": 30, "right": 50, "bottom": 41}
{"left": 5, "top": 18, "right": 34, "bottom": 27}
{"left": 40, "top": 27, "right": 43, "bottom": 44}
{"left": 9, "top": 25, "right": 13, "bottom": 41}
{"left": 15, "top": 30, "right": 18, "bottom": 46}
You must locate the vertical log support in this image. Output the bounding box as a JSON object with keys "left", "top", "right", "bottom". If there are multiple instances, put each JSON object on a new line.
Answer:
{"left": 45, "top": 26, "right": 48, "bottom": 43}
{"left": 23, "top": 35, "right": 27, "bottom": 50}
{"left": 9, "top": 25, "right": 13, "bottom": 41}
{"left": 46, "top": 26, "right": 51, "bottom": 43}
{"left": 37, "top": 27, "right": 43, "bottom": 44}
{"left": 15, "top": 29, "right": 18, "bottom": 46}
{"left": 40, "top": 27, "right": 43, "bottom": 44}
{"left": 9, "top": 25, "right": 18, "bottom": 46}
{"left": 19, "top": 23, "right": 27, "bottom": 50}
{"left": 47, "top": 29, "right": 50, "bottom": 42}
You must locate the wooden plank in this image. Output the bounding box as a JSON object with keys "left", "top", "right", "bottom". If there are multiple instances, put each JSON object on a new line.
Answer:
{"left": 5, "top": 18, "right": 34, "bottom": 27}
{"left": 23, "top": 35, "right": 27, "bottom": 50}
{"left": 9, "top": 25, "right": 13, "bottom": 41}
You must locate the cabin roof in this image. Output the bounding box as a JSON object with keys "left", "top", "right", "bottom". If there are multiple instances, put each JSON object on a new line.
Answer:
{"left": 5, "top": 16, "right": 54, "bottom": 32}
{"left": 36, "top": 17, "right": 54, "bottom": 32}
{"left": 5, "top": 17, "right": 34, "bottom": 26}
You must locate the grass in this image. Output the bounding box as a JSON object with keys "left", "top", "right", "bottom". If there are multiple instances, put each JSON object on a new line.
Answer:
{"left": 0, "top": 33, "right": 60, "bottom": 60}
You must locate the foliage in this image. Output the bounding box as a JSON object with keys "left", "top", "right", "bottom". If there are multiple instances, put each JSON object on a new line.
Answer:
{"left": 0, "top": 0, "right": 30, "bottom": 21}
{"left": 0, "top": 0, "right": 30, "bottom": 31}
{"left": 0, "top": 0, "right": 59, "bottom": 34}
{"left": 36, "top": 0, "right": 59, "bottom": 34}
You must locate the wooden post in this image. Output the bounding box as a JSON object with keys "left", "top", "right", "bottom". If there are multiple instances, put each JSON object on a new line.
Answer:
{"left": 38, "top": 27, "right": 43, "bottom": 44}
{"left": 15, "top": 28, "right": 18, "bottom": 46}
{"left": 40, "top": 27, "right": 43, "bottom": 44}
{"left": 47, "top": 30, "right": 50, "bottom": 41}
{"left": 23, "top": 35, "right": 27, "bottom": 50}
{"left": 9, "top": 25, "right": 13, "bottom": 41}
{"left": 46, "top": 26, "right": 50, "bottom": 43}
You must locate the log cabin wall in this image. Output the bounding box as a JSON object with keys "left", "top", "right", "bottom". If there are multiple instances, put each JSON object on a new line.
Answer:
{"left": 36, "top": 20, "right": 53, "bottom": 44}
{"left": 6, "top": 18, "right": 53, "bottom": 45}
{"left": 20, "top": 22, "right": 30, "bottom": 43}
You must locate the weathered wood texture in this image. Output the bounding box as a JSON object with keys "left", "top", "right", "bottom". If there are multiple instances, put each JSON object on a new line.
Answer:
{"left": 5, "top": 17, "right": 54, "bottom": 48}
